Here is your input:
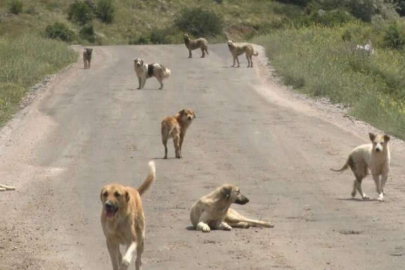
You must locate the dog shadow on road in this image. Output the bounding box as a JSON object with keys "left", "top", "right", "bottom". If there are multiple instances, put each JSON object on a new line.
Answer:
{"left": 337, "top": 198, "right": 379, "bottom": 202}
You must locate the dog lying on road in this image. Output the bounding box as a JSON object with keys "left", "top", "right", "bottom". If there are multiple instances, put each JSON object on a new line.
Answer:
{"left": 134, "top": 58, "right": 171, "bottom": 90}
{"left": 190, "top": 184, "right": 274, "bottom": 232}
{"left": 184, "top": 33, "right": 209, "bottom": 58}
{"left": 100, "top": 161, "right": 156, "bottom": 270}
{"left": 83, "top": 48, "right": 93, "bottom": 69}
{"left": 331, "top": 133, "right": 390, "bottom": 201}
{"left": 227, "top": 40, "right": 258, "bottom": 68}
{"left": 161, "top": 109, "right": 196, "bottom": 159}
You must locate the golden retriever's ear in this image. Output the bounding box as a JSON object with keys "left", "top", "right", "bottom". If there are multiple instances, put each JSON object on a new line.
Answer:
{"left": 178, "top": 109, "right": 185, "bottom": 116}
{"left": 125, "top": 190, "right": 130, "bottom": 202}
{"left": 100, "top": 189, "right": 105, "bottom": 202}
{"left": 384, "top": 134, "right": 390, "bottom": 142}
{"left": 369, "top": 132, "right": 376, "bottom": 142}
{"left": 220, "top": 186, "right": 231, "bottom": 200}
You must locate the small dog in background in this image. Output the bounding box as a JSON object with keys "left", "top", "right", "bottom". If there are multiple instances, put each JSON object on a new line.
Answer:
{"left": 134, "top": 58, "right": 171, "bottom": 90}
{"left": 161, "top": 109, "right": 196, "bottom": 159}
{"left": 83, "top": 48, "right": 93, "bottom": 69}
{"left": 100, "top": 161, "right": 156, "bottom": 270}
{"left": 190, "top": 184, "right": 274, "bottom": 233}
{"left": 227, "top": 40, "right": 258, "bottom": 68}
{"left": 184, "top": 33, "right": 209, "bottom": 58}
{"left": 331, "top": 133, "right": 391, "bottom": 201}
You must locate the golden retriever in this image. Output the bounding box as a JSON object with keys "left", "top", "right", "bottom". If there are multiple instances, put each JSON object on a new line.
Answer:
{"left": 100, "top": 161, "right": 156, "bottom": 270}
{"left": 331, "top": 133, "right": 390, "bottom": 201}
{"left": 227, "top": 40, "right": 258, "bottom": 68}
{"left": 161, "top": 109, "right": 196, "bottom": 159}
{"left": 184, "top": 33, "right": 209, "bottom": 58}
{"left": 190, "top": 184, "right": 274, "bottom": 232}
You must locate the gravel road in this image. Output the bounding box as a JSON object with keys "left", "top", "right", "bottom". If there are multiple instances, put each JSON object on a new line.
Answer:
{"left": 0, "top": 44, "right": 404, "bottom": 270}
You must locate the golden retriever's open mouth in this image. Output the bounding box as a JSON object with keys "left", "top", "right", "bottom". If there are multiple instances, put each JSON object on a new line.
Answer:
{"left": 105, "top": 203, "right": 118, "bottom": 218}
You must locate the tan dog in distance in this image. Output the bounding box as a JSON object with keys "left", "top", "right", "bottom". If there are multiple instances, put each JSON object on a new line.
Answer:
{"left": 161, "top": 109, "right": 196, "bottom": 159}
{"left": 190, "top": 184, "right": 274, "bottom": 232}
{"left": 100, "top": 161, "right": 156, "bottom": 270}
{"left": 227, "top": 40, "right": 258, "bottom": 68}
{"left": 331, "top": 133, "right": 391, "bottom": 201}
{"left": 134, "top": 58, "right": 171, "bottom": 90}
{"left": 184, "top": 33, "right": 209, "bottom": 58}
{"left": 83, "top": 48, "right": 93, "bottom": 69}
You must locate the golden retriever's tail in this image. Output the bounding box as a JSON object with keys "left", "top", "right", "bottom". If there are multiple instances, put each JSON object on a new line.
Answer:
{"left": 138, "top": 161, "right": 156, "bottom": 196}
{"left": 330, "top": 156, "right": 351, "bottom": 172}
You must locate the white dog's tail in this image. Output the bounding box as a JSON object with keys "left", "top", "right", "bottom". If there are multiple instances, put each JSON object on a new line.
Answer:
{"left": 161, "top": 65, "right": 171, "bottom": 78}
{"left": 330, "top": 156, "right": 351, "bottom": 172}
{"left": 137, "top": 161, "right": 156, "bottom": 196}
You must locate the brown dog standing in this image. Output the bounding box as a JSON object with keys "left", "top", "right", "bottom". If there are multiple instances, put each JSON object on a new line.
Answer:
{"left": 184, "top": 33, "right": 209, "bottom": 58}
{"left": 100, "top": 161, "right": 156, "bottom": 270}
{"left": 161, "top": 109, "right": 196, "bottom": 159}
{"left": 83, "top": 48, "right": 93, "bottom": 69}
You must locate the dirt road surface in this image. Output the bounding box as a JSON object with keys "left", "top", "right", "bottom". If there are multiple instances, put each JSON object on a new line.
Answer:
{"left": 1, "top": 44, "right": 405, "bottom": 270}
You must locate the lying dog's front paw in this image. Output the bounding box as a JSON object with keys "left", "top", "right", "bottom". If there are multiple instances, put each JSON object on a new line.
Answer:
{"left": 119, "top": 259, "right": 130, "bottom": 270}
{"left": 265, "top": 223, "right": 275, "bottom": 228}
{"left": 202, "top": 224, "right": 211, "bottom": 233}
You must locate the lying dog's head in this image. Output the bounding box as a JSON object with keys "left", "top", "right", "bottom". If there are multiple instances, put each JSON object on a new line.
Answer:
{"left": 178, "top": 109, "right": 196, "bottom": 122}
{"left": 369, "top": 133, "right": 390, "bottom": 153}
{"left": 100, "top": 184, "right": 129, "bottom": 220}
{"left": 134, "top": 58, "right": 144, "bottom": 68}
{"left": 220, "top": 184, "right": 249, "bottom": 205}
{"left": 85, "top": 48, "right": 93, "bottom": 55}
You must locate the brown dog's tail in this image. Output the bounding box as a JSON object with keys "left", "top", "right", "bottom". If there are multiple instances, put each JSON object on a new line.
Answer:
{"left": 330, "top": 157, "right": 351, "bottom": 172}
{"left": 253, "top": 51, "right": 259, "bottom": 56}
{"left": 138, "top": 161, "right": 156, "bottom": 196}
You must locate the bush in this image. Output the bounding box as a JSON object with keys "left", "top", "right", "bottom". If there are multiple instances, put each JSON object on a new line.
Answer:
{"left": 45, "top": 22, "right": 75, "bottom": 42}
{"left": 175, "top": 8, "right": 223, "bottom": 37}
{"left": 96, "top": 0, "right": 115, "bottom": 24}
{"left": 79, "top": 24, "right": 95, "bottom": 43}
{"left": 306, "top": 9, "right": 354, "bottom": 27}
{"left": 383, "top": 22, "right": 405, "bottom": 49}
{"left": 129, "top": 35, "right": 150, "bottom": 45}
{"left": 68, "top": 0, "right": 93, "bottom": 25}
{"left": 150, "top": 28, "right": 169, "bottom": 44}
{"left": 9, "top": 0, "right": 23, "bottom": 15}
{"left": 274, "top": 0, "right": 309, "bottom": 6}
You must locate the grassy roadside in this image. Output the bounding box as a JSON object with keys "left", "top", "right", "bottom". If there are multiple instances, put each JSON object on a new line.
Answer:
{"left": 253, "top": 22, "right": 405, "bottom": 139}
{"left": 0, "top": 35, "right": 77, "bottom": 125}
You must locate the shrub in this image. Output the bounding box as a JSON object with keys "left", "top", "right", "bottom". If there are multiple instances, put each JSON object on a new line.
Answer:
{"left": 9, "top": 0, "right": 23, "bottom": 15}
{"left": 306, "top": 9, "right": 354, "bottom": 27}
{"left": 68, "top": 0, "right": 93, "bottom": 25}
{"left": 175, "top": 8, "right": 223, "bottom": 37}
{"left": 383, "top": 22, "right": 405, "bottom": 49}
{"left": 150, "top": 28, "right": 169, "bottom": 44}
{"left": 129, "top": 35, "right": 150, "bottom": 45}
{"left": 79, "top": 24, "right": 95, "bottom": 43}
{"left": 96, "top": 0, "right": 115, "bottom": 24}
{"left": 274, "top": 0, "right": 309, "bottom": 6}
{"left": 45, "top": 22, "right": 75, "bottom": 42}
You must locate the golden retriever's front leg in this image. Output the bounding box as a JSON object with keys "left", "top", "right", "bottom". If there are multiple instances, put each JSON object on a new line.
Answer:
{"left": 107, "top": 240, "right": 121, "bottom": 270}
{"left": 217, "top": 222, "right": 232, "bottom": 231}
{"left": 120, "top": 242, "right": 137, "bottom": 270}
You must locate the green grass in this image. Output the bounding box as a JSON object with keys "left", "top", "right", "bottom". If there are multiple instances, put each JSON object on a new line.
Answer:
{"left": 253, "top": 22, "right": 405, "bottom": 139}
{"left": 0, "top": 35, "right": 77, "bottom": 124}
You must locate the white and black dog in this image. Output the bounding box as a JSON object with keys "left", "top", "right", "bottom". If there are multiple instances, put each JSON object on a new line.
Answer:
{"left": 134, "top": 58, "right": 171, "bottom": 90}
